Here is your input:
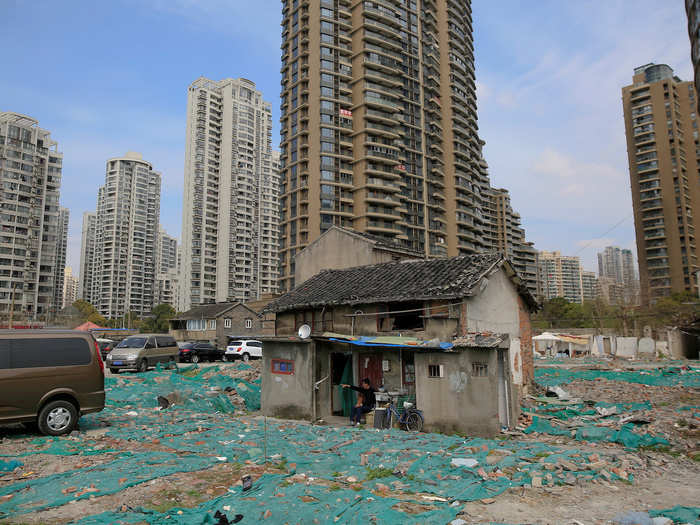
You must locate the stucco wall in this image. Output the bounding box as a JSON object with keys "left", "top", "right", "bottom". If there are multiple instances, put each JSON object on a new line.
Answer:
{"left": 261, "top": 341, "right": 314, "bottom": 420}
{"left": 294, "top": 229, "right": 412, "bottom": 285}
{"left": 465, "top": 270, "right": 520, "bottom": 334}
{"left": 415, "top": 350, "right": 501, "bottom": 436}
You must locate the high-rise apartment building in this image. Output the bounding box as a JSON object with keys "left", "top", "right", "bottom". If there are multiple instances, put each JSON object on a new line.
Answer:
{"left": 686, "top": 1, "right": 700, "bottom": 108}
{"left": 622, "top": 64, "right": 700, "bottom": 304}
{"left": 597, "top": 245, "right": 639, "bottom": 305}
{"left": 581, "top": 271, "right": 597, "bottom": 303}
{"left": 51, "top": 206, "right": 69, "bottom": 315}
{"left": 179, "top": 77, "right": 279, "bottom": 312}
{"left": 483, "top": 187, "right": 538, "bottom": 295}
{"left": 0, "top": 112, "right": 63, "bottom": 319}
{"left": 537, "top": 250, "right": 584, "bottom": 304}
{"left": 278, "top": 0, "right": 492, "bottom": 291}
{"left": 155, "top": 228, "right": 178, "bottom": 309}
{"left": 62, "top": 266, "right": 78, "bottom": 309}
{"left": 85, "top": 152, "right": 161, "bottom": 318}
{"left": 78, "top": 211, "right": 97, "bottom": 301}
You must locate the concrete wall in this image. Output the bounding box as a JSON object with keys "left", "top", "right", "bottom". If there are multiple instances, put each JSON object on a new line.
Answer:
{"left": 294, "top": 228, "right": 417, "bottom": 285}
{"left": 261, "top": 340, "right": 314, "bottom": 420}
{"left": 169, "top": 328, "right": 218, "bottom": 344}
{"left": 415, "top": 349, "right": 502, "bottom": 436}
{"left": 615, "top": 337, "right": 638, "bottom": 358}
{"left": 465, "top": 270, "right": 520, "bottom": 334}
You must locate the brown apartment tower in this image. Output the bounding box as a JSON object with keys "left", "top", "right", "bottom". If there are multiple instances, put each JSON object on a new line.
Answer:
{"left": 278, "top": 0, "right": 491, "bottom": 291}
{"left": 622, "top": 63, "right": 700, "bottom": 304}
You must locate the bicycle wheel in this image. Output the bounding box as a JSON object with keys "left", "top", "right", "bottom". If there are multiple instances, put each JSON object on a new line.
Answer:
{"left": 404, "top": 411, "right": 423, "bottom": 432}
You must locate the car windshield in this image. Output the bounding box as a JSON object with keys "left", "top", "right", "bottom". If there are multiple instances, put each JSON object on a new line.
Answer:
{"left": 116, "top": 337, "right": 147, "bottom": 349}
{"left": 229, "top": 341, "right": 242, "bottom": 346}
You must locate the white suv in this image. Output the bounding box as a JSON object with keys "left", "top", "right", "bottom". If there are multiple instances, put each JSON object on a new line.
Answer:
{"left": 223, "top": 340, "right": 263, "bottom": 362}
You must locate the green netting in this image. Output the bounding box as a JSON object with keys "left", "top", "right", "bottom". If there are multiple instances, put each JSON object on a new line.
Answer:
{"left": 523, "top": 400, "right": 652, "bottom": 421}
{"left": 0, "top": 366, "right": 634, "bottom": 523}
{"left": 523, "top": 416, "right": 669, "bottom": 449}
{"left": 649, "top": 506, "right": 700, "bottom": 524}
{"left": 0, "top": 460, "right": 21, "bottom": 471}
{"left": 535, "top": 365, "right": 700, "bottom": 388}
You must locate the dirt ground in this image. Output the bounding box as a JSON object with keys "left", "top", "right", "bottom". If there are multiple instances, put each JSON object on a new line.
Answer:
{"left": 1, "top": 359, "right": 699, "bottom": 525}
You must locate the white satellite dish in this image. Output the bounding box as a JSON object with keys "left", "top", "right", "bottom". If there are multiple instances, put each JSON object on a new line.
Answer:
{"left": 298, "top": 324, "right": 311, "bottom": 339}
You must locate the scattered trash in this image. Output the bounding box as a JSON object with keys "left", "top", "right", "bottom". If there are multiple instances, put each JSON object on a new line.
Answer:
{"left": 241, "top": 475, "right": 252, "bottom": 492}
{"left": 450, "top": 458, "right": 478, "bottom": 468}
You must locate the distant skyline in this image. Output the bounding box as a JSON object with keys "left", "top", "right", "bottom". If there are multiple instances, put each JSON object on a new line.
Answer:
{"left": 0, "top": 1, "right": 692, "bottom": 274}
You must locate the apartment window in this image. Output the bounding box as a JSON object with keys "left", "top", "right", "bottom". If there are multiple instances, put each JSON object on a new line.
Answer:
{"left": 208, "top": 320, "right": 216, "bottom": 330}
{"left": 428, "top": 364, "right": 444, "bottom": 378}
{"left": 224, "top": 318, "right": 231, "bottom": 328}
{"left": 245, "top": 318, "right": 253, "bottom": 329}
{"left": 472, "top": 363, "right": 488, "bottom": 377}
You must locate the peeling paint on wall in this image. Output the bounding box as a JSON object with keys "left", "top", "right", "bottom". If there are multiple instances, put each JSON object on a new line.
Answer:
{"left": 509, "top": 338, "right": 522, "bottom": 385}
{"left": 449, "top": 370, "right": 469, "bottom": 392}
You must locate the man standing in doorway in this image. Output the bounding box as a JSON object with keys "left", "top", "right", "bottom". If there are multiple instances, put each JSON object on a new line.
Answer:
{"left": 341, "top": 378, "right": 376, "bottom": 426}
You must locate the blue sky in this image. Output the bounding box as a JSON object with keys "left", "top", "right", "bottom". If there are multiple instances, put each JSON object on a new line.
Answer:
{"left": 0, "top": 0, "right": 692, "bottom": 274}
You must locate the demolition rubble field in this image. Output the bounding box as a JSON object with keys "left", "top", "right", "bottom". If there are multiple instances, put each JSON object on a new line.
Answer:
{"left": 0, "top": 360, "right": 699, "bottom": 524}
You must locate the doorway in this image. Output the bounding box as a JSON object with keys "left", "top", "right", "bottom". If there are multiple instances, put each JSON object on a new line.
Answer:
{"left": 331, "top": 352, "right": 353, "bottom": 417}
{"left": 497, "top": 350, "right": 509, "bottom": 428}
{"left": 358, "top": 353, "right": 383, "bottom": 391}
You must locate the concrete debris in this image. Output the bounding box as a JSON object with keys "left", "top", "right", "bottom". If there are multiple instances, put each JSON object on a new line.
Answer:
{"left": 451, "top": 458, "right": 479, "bottom": 468}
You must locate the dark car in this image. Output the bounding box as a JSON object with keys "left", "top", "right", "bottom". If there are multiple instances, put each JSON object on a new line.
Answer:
{"left": 178, "top": 342, "right": 222, "bottom": 363}
{"left": 96, "top": 338, "right": 115, "bottom": 361}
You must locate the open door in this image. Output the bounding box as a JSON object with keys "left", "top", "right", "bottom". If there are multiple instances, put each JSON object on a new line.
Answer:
{"left": 331, "top": 352, "right": 353, "bottom": 416}
{"left": 497, "top": 349, "right": 509, "bottom": 428}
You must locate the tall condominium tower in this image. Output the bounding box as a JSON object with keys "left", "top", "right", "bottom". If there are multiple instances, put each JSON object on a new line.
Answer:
{"left": 51, "top": 206, "right": 69, "bottom": 315}
{"left": 78, "top": 211, "right": 97, "bottom": 301}
{"left": 686, "top": 0, "right": 700, "bottom": 108}
{"left": 622, "top": 64, "right": 700, "bottom": 304}
{"left": 155, "top": 228, "right": 178, "bottom": 309}
{"left": 537, "top": 250, "right": 584, "bottom": 304}
{"left": 597, "top": 246, "right": 637, "bottom": 285}
{"left": 179, "top": 77, "right": 279, "bottom": 312}
{"left": 62, "top": 266, "right": 78, "bottom": 309}
{"left": 278, "top": 0, "right": 490, "bottom": 291}
{"left": 88, "top": 152, "right": 161, "bottom": 318}
{"left": 483, "top": 187, "right": 538, "bottom": 295}
{"left": 0, "top": 112, "right": 63, "bottom": 319}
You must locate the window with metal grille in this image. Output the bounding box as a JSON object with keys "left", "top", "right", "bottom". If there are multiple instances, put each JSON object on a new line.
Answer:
{"left": 472, "top": 362, "right": 488, "bottom": 377}
{"left": 428, "top": 364, "right": 444, "bottom": 378}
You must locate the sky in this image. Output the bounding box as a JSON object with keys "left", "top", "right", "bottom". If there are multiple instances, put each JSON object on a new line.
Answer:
{"left": 0, "top": 0, "right": 693, "bottom": 274}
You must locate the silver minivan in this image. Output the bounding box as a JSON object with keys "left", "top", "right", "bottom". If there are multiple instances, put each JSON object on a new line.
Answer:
{"left": 105, "top": 334, "right": 178, "bottom": 373}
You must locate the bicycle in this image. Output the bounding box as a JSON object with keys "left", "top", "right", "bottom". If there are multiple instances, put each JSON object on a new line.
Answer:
{"left": 382, "top": 394, "right": 424, "bottom": 432}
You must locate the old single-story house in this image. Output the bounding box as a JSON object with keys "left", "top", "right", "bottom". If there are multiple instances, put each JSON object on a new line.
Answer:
{"left": 294, "top": 226, "right": 423, "bottom": 286}
{"left": 169, "top": 300, "right": 275, "bottom": 348}
{"left": 260, "top": 252, "right": 538, "bottom": 437}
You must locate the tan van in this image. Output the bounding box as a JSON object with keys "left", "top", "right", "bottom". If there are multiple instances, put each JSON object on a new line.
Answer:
{"left": 0, "top": 330, "right": 105, "bottom": 436}
{"left": 105, "top": 334, "right": 178, "bottom": 373}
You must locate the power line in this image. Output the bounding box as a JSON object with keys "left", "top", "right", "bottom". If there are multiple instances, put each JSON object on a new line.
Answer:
{"left": 573, "top": 214, "right": 633, "bottom": 257}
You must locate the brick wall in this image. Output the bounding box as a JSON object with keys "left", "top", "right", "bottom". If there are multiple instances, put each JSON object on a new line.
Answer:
{"left": 518, "top": 295, "right": 534, "bottom": 387}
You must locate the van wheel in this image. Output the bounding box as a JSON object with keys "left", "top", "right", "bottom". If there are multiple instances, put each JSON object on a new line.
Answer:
{"left": 137, "top": 359, "right": 148, "bottom": 373}
{"left": 222, "top": 355, "right": 229, "bottom": 362}
{"left": 109, "top": 368, "right": 119, "bottom": 374}
{"left": 38, "top": 400, "right": 78, "bottom": 436}
{"left": 242, "top": 353, "right": 250, "bottom": 362}
{"left": 191, "top": 354, "right": 200, "bottom": 364}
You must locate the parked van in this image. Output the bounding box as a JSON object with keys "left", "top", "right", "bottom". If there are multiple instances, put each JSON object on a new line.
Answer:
{"left": 105, "top": 334, "right": 178, "bottom": 373}
{"left": 0, "top": 330, "right": 105, "bottom": 436}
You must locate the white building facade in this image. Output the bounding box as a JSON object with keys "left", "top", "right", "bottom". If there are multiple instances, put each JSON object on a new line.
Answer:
{"left": 0, "top": 112, "right": 63, "bottom": 319}
{"left": 179, "top": 77, "right": 279, "bottom": 312}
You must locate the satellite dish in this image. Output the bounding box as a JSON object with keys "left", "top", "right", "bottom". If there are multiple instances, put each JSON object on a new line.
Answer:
{"left": 298, "top": 324, "right": 311, "bottom": 339}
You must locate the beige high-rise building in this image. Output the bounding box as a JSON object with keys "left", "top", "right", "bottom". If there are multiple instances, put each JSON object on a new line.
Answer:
{"left": 537, "top": 250, "right": 584, "bottom": 304}
{"left": 78, "top": 211, "right": 97, "bottom": 301}
{"left": 62, "top": 266, "right": 78, "bottom": 309}
{"left": 581, "top": 271, "right": 597, "bottom": 303}
{"left": 483, "top": 187, "right": 538, "bottom": 296}
{"left": 86, "top": 152, "right": 161, "bottom": 318}
{"left": 179, "top": 77, "right": 279, "bottom": 312}
{"left": 52, "top": 206, "right": 69, "bottom": 316}
{"left": 155, "top": 228, "right": 178, "bottom": 309}
{"left": 622, "top": 63, "right": 700, "bottom": 304}
{"left": 278, "top": 0, "right": 491, "bottom": 291}
{"left": 0, "top": 112, "right": 63, "bottom": 320}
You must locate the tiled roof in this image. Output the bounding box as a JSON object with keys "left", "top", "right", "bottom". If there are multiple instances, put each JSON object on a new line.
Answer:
{"left": 174, "top": 302, "right": 238, "bottom": 320}
{"left": 266, "top": 252, "right": 536, "bottom": 313}
{"left": 452, "top": 333, "right": 509, "bottom": 349}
